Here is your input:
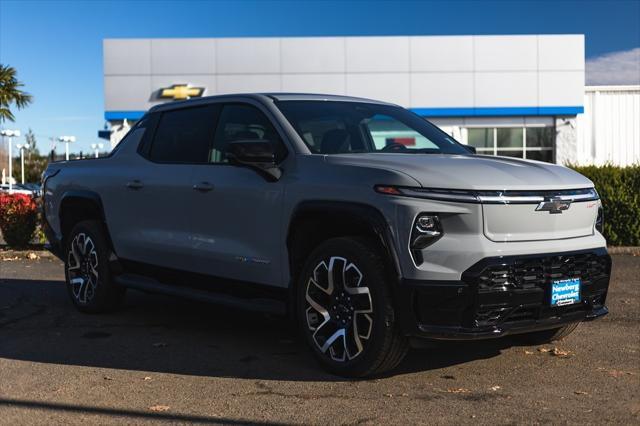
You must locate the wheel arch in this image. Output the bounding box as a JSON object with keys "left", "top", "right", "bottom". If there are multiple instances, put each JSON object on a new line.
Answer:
{"left": 58, "top": 190, "right": 112, "bottom": 249}
{"left": 286, "top": 200, "right": 402, "bottom": 317}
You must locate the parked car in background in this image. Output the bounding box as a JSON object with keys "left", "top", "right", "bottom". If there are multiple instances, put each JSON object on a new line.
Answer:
{"left": 41, "top": 93, "right": 611, "bottom": 377}
{"left": 0, "top": 183, "right": 41, "bottom": 197}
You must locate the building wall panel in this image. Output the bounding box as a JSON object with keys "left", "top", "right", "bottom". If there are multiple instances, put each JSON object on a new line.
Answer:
{"left": 281, "top": 37, "right": 345, "bottom": 73}
{"left": 576, "top": 86, "right": 640, "bottom": 166}
{"left": 539, "top": 71, "right": 585, "bottom": 106}
{"left": 475, "top": 72, "right": 538, "bottom": 107}
{"left": 410, "top": 36, "right": 474, "bottom": 72}
{"left": 346, "top": 73, "right": 410, "bottom": 105}
{"left": 281, "top": 74, "right": 346, "bottom": 94}
{"left": 345, "top": 37, "right": 410, "bottom": 73}
{"left": 216, "top": 38, "right": 281, "bottom": 74}
{"left": 411, "top": 72, "right": 474, "bottom": 107}
{"left": 216, "top": 74, "right": 281, "bottom": 94}
{"left": 538, "top": 35, "right": 585, "bottom": 71}
{"left": 104, "top": 35, "right": 585, "bottom": 114}
{"left": 151, "top": 39, "right": 216, "bottom": 75}
{"left": 104, "top": 39, "right": 151, "bottom": 75}
{"left": 473, "top": 35, "right": 538, "bottom": 71}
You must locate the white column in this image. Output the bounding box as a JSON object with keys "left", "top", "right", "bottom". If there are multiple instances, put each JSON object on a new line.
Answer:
{"left": 8, "top": 137, "right": 13, "bottom": 192}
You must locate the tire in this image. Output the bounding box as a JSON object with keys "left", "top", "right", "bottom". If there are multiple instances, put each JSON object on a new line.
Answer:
{"left": 520, "top": 323, "right": 580, "bottom": 345}
{"left": 296, "top": 237, "right": 408, "bottom": 377}
{"left": 64, "top": 220, "right": 124, "bottom": 313}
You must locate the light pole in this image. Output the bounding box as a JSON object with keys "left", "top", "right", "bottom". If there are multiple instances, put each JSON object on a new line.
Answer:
{"left": 58, "top": 136, "right": 76, "bottom": 161}
{"left": 1, "top": 129, "right": 21, "bottom": 193}
{"left": 16, "top": 142, "right": 30, "bottom": 184}
{"left": 91, "top": 143, "right": 104, "bottom": 158}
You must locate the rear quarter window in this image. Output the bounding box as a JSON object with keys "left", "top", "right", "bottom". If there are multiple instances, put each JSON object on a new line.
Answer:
{"left": 148, "top": 106, "right": 217, "bottom": 163}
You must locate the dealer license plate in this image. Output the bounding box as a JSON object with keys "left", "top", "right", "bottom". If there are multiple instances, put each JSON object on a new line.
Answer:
{"left": 551, "top": 278, "right": 581, "bottom": 307}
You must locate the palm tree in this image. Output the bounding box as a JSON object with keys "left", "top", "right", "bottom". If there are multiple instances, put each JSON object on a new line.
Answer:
{"left": 0, "top": 64, "right": 33, "bottom": 122}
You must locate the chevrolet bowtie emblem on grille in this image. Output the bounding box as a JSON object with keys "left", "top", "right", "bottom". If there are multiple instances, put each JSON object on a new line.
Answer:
{"left": 535, "top": 197, "right": 572, "bottom": 214}
{"left": 159, "top": 84, "right": 205, "bottom": 100}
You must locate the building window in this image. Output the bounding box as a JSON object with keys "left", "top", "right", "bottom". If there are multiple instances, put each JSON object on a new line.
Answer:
{"left": 466, "top": 126, "right": 554, "bottom": 163}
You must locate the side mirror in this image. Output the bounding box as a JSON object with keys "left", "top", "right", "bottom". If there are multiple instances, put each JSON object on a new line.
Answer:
{"left": 226, "top": 140, "right": 282, "bottom": 181}
{"left": 464, "top": 145, "right": 476, "bottom": 154}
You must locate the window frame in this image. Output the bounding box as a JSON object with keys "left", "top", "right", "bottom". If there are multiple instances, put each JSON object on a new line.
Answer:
{"left": 464, "top": 124, "right": 556, "bottom": 163}
{"left": 209, "top": 102, "right": 289, "bottom": 165}
{"left": 142, "top": 104, "right": 221, "bottom": 165}
{"left": 139, "top": 101, "right": 290, "bottom": 166}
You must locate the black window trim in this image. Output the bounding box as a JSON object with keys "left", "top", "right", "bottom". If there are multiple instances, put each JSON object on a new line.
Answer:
{"left": 138, "top": 100, "right": 290, "bottom": 166}
{"left": 140, "top": 104, "right": 220, "bottom": 165}
{"left": 207, "top": 102, "right": 290, "bottom": 166}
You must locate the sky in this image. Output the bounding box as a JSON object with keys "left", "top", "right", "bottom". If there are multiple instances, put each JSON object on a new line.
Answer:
{"left": 1, "top": 0, "right": 639, "bottom": 154}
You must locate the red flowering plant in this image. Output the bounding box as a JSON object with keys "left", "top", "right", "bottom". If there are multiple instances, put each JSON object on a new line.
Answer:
{"left": 0, "top": 193, "right": 39, "bottom": 248}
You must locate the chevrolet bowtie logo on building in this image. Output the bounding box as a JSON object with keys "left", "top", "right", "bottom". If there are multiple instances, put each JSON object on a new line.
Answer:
{"left": 159, "top": 84, "right": 205, "bottom": 101}
{"left": 535, "top": 197, "right": 572, "bottom": 214}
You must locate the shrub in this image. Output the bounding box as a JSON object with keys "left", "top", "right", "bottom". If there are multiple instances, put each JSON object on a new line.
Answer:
{"left": 0, "top": 193, "right": 39, "bottom": 248}
{"left": 569, "top": 164, "right": 640, "bottom": 246}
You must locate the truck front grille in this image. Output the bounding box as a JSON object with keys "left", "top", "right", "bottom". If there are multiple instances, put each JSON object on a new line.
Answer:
{"left": 474, "top": 252, "right": 610, "bottom": 292}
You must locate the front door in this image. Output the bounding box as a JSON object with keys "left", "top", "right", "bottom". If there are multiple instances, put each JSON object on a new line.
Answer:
{"left": 188, "top": 103, "right": 288, "bottom": 287}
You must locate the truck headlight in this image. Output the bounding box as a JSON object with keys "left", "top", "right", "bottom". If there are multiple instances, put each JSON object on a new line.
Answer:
{"left": 411, "top": 214, "right": 443, "bottom": 250}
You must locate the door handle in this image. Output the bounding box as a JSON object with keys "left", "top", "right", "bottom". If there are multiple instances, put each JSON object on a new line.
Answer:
{"left": 126, "top": 180, "right": 144, "bottom": 190}
{"left": 192, "top": 182, "right": 214, "bottom": 192}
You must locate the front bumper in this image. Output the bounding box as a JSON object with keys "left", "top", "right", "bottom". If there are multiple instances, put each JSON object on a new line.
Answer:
{"left": 395, "top": 247, "right": 611, "bottom": 340}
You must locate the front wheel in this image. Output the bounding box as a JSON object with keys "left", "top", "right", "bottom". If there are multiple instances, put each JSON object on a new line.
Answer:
{"left": 297, "top": 237, "right": 408, "bottom": 377}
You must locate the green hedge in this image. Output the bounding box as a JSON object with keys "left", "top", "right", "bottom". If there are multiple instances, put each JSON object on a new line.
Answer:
{"left": 570, "top": 164, "right": 640, "bottom": 246}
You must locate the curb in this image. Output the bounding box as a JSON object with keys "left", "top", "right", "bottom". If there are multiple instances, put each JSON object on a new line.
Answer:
{"left": 607, "top": 246, "right": 640, "bottom": 255}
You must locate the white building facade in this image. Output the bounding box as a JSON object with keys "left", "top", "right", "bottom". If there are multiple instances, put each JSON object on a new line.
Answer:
{"left": 576, "top": 85, "right": 640, "bottom": 166}
{"left": 101, "top": 34, "right": 633, "bottom": 166}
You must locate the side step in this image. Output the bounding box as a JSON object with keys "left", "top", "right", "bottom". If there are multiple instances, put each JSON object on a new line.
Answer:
{"left": 114, "top": 273, "right": 286, "bottom": 315}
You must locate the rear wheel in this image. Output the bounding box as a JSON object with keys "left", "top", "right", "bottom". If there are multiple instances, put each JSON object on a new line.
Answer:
{"left": 520, "top": 323, "right": 580, "bottom": 344}
{"left": 64, "top": 220, "right": 124, "bottom": 313}
{"left": 297, "top": 237, "right": 408, "bottom": 377}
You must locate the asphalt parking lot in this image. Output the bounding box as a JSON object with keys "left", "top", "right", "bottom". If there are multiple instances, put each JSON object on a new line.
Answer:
{"left": 0, "top": 252, "right": 638, "bottom": 425}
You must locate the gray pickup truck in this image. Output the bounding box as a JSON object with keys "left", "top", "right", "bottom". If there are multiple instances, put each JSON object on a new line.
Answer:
{"left": 42, "top": 93, "right": 611, "bottom": 377}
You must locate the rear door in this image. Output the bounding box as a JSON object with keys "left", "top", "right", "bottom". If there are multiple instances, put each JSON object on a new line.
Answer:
{"left": 106, "top": 106, "right": 218, "bottom": 271}
{"left": 187, "top": 103, "right": 288, "bottom": 287}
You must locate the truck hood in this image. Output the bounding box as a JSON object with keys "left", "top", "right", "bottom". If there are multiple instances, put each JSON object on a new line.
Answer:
{"left": 325, "top": 153, "right": 593, "bottom": 190}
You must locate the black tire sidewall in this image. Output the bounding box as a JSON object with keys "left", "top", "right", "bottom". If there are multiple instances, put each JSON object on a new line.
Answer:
{"left": 64, "top": 220, "right": 120, "bottom": 313}
{"left": 296, "top": 237, "right": 397, "bottom": 377}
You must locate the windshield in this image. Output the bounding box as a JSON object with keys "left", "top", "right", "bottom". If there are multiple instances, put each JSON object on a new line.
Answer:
{"left": 276, "top": 101, "right": 469, "bottom": 155}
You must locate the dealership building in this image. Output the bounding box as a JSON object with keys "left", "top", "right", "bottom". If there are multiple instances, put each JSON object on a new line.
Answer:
{"left": 101, "top": 35, "right": 639, "bottom": 166}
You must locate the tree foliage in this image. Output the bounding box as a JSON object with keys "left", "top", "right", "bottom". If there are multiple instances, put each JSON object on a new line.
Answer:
{"left": 0, "top": 64, "right": 33, "bottom": 122}
{"left": 25, "top": 128, "right": 39, "bottom": 160}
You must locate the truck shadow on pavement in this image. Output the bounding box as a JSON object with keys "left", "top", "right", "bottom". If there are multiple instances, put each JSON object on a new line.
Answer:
{"left": 0, "top": 398, "right": 277, "bottom": 425}
{"left": 0, "top": 277, "right": 522, "bottom": 381}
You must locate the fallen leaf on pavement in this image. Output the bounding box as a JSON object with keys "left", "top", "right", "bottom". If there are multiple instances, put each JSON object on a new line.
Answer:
{"left": 149, "top": 405, "right": 170, "bottom": 412}
{"left": 143, "top": 376, "right": 152, "bottom": 381}
{"left": 446, "top": 388, "right": 471, "bottom": 394}
{"left": 608, "top": 370, "right": 634, "bottom": 378}
{"left": 551, "top": 348, "right": 573, "bottom": 358}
